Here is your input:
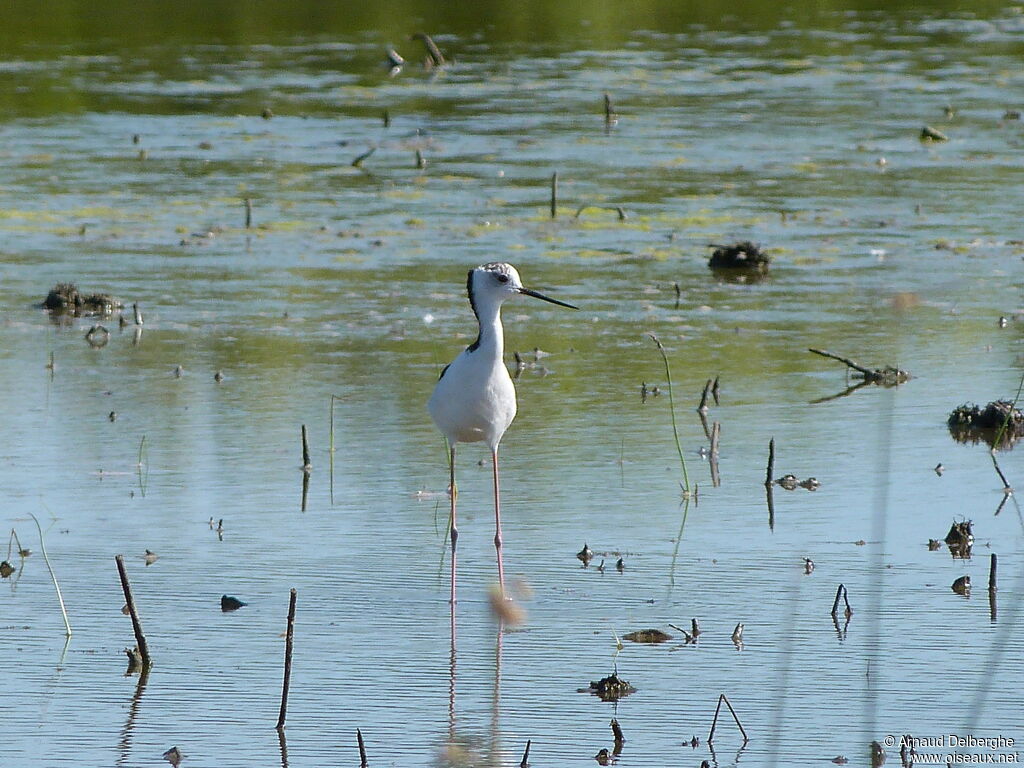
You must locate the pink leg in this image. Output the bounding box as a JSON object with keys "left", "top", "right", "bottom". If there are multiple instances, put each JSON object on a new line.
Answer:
{"left": 449, "top": 444, "right": 458, "bottom": 606}
{"left": 492, "top": 447, "right": 505, "bottom": 596}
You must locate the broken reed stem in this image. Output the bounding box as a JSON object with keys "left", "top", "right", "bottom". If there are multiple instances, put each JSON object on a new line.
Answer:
{"left": 351, "top": 147, "right": 376, "bottom": 167}
{"left": 137, "top": 434, "right": 147, "bottom": 467}
{"left": 708, "top": 693, "right": 748, "bottom": 744}
{"left": 519, "top": 739, "right": 531, "bottom": 768}
{"left": 604, "top": 93, "right": 614, "bottom": 123}
{"left": 276, "top": 588, "right": 297, "bottom": 730}
{"left": 244, "top": 197, "right": 252, "bottom": 229}
{"left": 550, "top": 172, "right": 558, "bottom": 219}
{"left": 831, "top": 583, "right": 853, "bottom": 617}
{"left": 765, "top": 438, "right": 775, "bottom": 486}
{"left": 989, "top": 553, "right": 997, "bottom": 592}
{"left": 357, "top": 727, "right": 368, "bottom": 767}
{"left": 990, "top": 453, "right": 1011, "bottom": 491}
{"left": 991, "top": 369, "right": 1024, "bottom": 450}
{"left": 648, "top": 334, "right": 690, "bottom": 493}
{"left": 115, "top": 554, "right": 149, "bottom": 664}
{"left": 301, "top": 424, "right": 311, "bottom": 470}
{"left": 698, "top": 379, "right": 712, "bottom": 412}
{"left": 808, "top": 347, "right": 874, "bottom": 377}
{"left": 710, "top": 421, "right": 721, "bottom": 457}
{"left": 28, "top": 513, "right": 71, "bottom": 637}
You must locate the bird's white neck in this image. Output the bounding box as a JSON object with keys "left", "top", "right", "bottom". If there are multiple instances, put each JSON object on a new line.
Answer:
{"left": 471, "top": 298, "right": 505, "bottom": 359}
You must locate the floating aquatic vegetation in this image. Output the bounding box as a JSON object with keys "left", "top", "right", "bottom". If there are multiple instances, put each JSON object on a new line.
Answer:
{"left": 707, "top": 241, "right": 770, "bottom": 272}
{"left": 42, "top": 283, "right": 122, "bottom": 317}
{"left": 947, "top": 400, "right": 1024, "bottom": 447}
{"left": 622, "top": 629, "right": 671, "bottom": 644}
{"left": 585, "top": 673, "right": 637, "bottom": 702}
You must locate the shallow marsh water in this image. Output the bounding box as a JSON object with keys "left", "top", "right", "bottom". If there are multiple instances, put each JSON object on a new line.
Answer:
{"left": 1, "top": 2, "right": 1023, "bottom": 766}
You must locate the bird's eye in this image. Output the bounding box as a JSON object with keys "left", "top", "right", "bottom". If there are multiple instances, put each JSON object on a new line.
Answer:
{"left": 496, "top": 274, "right": 509, "bottom": 284}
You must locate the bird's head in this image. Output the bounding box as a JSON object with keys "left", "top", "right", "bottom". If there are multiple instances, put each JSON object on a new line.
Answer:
{"left": 467, "top": 262, "right": 577, "bottom": 317}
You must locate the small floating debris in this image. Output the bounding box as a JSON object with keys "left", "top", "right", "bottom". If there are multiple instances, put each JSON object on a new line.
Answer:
{"left": 951, "top": 575, "right": 971, "bottom": 596}
{"left": 144, "top": 550, "right": 158, "bottom": 565}
{"left": 42, "top": 283, "right": 123, "bottom": 316}
{"left": 871, "top": 741, "right": 886, "bottom": 767}
{"left": 934, "top": 463, "right": 944, "bottom": 476}
{"left": 576, "top": 543, "right": 594, "bottom": 566}
{"left": 584, "top": 673, "right": 637, "bottom": 702}
{"left": 920, "top": 125, "right": 949, "bottom": 141}
{"left": 731, "top": 623, "right": 744, "bottom": 646}
{"left": 125, "top": 646, "right": 144, "bottom": 672}
{"left": 221, "top": 595, "right": 247, "bottom": 612}
{"left": 385, "top": 48, "right": 405, "bottom": 72}
{"left": 594, "top": 748, "right": 612, "bottom": 765}
{"left": 0, "top": 561, "right": 15, "bottom": 578}
{"left": 927, "top": 539, "right": 943, "bottom": 551}
{"left": 85, "top": 324, "right": 110, "bottom": 348}
{"left": 707, "top": 241, "right": 770, "bottom": 272}
{"left": 622, "top": 629, "right": 671, "bottom": 644}
{"left": 944, "top": 519, "right": 973, "bottom": 558}
{"left": 832, "top": 757, "right": 849, "bottom": 765}
{"left": 947, "top": 400, "right": 1024, "bottom": 447}
{"left": 162, "top": 746, "right": 183, "bottom": 767}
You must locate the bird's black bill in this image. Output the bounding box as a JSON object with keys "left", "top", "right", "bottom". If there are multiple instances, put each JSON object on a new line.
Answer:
{"left": 519, "top": 287, "right": 578, "bottom": 310}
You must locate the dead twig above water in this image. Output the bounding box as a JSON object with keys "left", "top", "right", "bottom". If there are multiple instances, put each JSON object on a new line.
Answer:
{"left": 115, "top": 554, "right": 149, "bottom": 667}
{"left": 351, "top": 147, "right": 376, "bottom": 168}
{"left": 411, "top": 32, "right": 445, "bottom": 67}
{"left": 276, "top": 588, "right": 297, "bottom": 730}
{"left": 708, "top": 693, "right": 748, "bottom": 744}
{"left": 831, "top": 583, "right": 853, "bottom": 619}
{"left": 808, "top": 347, "right": 910, "bottom": 385}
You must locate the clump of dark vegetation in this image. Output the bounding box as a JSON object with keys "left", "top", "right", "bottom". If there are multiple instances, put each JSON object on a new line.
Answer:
{"left": 947, "top": 400, "right": 1024, "bottom": 447}
{"left": 585, "top": 673, "right": 637, "bottom": 701}
{"left": 707, "top": 241, "right": 770, "bottom": 272}
{"left": 42, "top": 283, "right": 122, "bottom": 316}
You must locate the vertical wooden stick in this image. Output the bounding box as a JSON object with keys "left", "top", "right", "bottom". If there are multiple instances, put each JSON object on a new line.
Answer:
{"left": 765, "top": 438, "right": 775, "bottom": 486}
{"left": 115, "top": 554, "right": 149, "bottom": 665}
{"left": 550, "top": 172, "right": 558, "bottom": 219}
{"left": 301, "top": 425, "right": 311, "bottom": 470}
{"left": 519, "top": 739, "right": 531, "bottom": 767}
{"left": 244, "top": 197, "right": 252, "bottom": 229}
{"left": 989, "top": 553, "right": 997, "bottom": 591}
{"left": 276, "top": 588, "right": 297, "bottom": 730}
